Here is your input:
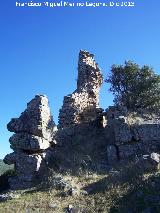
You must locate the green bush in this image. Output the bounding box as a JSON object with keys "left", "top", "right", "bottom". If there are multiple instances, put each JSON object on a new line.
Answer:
{"left": 106, "top": 61, "right": 160, "bottom": 110}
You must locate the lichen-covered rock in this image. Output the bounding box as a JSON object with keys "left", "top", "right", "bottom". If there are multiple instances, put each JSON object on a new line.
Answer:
{"left": 113, "top": 118, "right": 132, "bottom": 144}
{"left": 4, "top": 94, "right": 56, "bottom": 189}
{"left": 105, "top": 106, "right": 160, "bottom": 162}
{"left": 7, "top": 94, "right": 56, "bottom": 141}
{"left": 150, "top": 152, "right": 160, "bottom": 163}
{"left": 9, "top": 133, "right": 50, "bottom": 151}
{"left": 3, "top": 150, "right": 47, "bottom": 189}
{"left": 15, "top": 153, "right": 46, "bottom": 175}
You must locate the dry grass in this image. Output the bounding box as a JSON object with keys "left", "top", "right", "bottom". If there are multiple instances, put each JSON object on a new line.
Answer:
{"left": 1, "top": 160, "right": 160, "bottom": 213}
{"left": 0, "top": 173, "right": 106, "bottom": 213}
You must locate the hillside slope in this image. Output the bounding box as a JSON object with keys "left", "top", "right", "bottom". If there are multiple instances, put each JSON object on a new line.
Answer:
{"left": 0, "top": 160, "right": 160, "bottom": 213}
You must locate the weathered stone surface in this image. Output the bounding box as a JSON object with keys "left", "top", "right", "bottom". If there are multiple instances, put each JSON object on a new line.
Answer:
{"left": 107, "top": 145, "right": 118, "bottom": 164}
{"left": 105, "top": 106, "right": 160, "bottom": 145}
{"left": 4, "top": 152, "right": 48, "bottom": 189}
{"left": 113, "top": 118, "right": 132, "bottom": 144}
{"left": 132, "top": 124, "right": 160, "bottom": 143}
{"left": 58, "top": 50, "right": 103, "bottom": 128}
{"left": 105, "top": 106, "right": 160, "bottom": 162}
{"left": 7, "top": 94, "right": 56, "bottom": 141}
{"left": 14, "top": 152, "right": 46, "bottom": 174}
{"left": 150, "top": 152, "right": 160, "bottom": 163}
{"left": 3, "top": 152, "right": 17, "bottom": 165}
{"left": 66, "top": 205, "right": 87, "bottom": 213}
{"left": 48, "top": 203, "right": 57, "bottom": 209}
{"left": 9, "top": 133, "right": 50, "bottom": 151}
{"left": 4, "top": 94, "right": 56, "bottom": 189}
{"left": 118, "top": 145, "right": 136, "bottom": 159}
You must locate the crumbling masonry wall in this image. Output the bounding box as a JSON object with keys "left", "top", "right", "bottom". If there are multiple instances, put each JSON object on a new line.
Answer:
{"left": 58, "top": 50, "right": 103, "bottom": 128}
{"left": 105, "top": 106, "right": 160, "bottom": 162}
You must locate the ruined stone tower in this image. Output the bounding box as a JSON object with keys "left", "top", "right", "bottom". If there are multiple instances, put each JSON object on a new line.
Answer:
{"left": 58, "top": 50, "right": 103, "bottom": 128}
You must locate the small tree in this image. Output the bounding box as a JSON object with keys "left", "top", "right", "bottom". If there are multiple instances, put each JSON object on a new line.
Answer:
{"left": 106, "top": 61, "right": 160, "bottom": 110}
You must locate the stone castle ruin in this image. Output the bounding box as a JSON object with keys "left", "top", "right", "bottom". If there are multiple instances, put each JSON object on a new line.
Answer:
{"left": 58, "top": 50, "right": 103, "bottom": 128}
{"left": 3, "top": 50, "right": 160, "bottom": 189}
{"left": 105, "top": 106, "right": 160, "bottom": 163}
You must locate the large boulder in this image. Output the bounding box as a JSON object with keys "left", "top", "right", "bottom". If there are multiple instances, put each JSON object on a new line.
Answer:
{"left": 4, "top": 94, "right": 56, "bottom": 189}
{"left": 9, "top": 133, "right": 50, "bottom": 151}
{"left": 7, "top": 95, "right": 56, "bottom": 141}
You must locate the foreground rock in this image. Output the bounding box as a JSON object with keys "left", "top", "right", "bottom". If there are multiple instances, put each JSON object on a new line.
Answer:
{"left": 0, "top": 192, "right": 20, "bottom": 202}
{"left": 66, "top": 205, "right": 87, "bottom": 213}
{"left": 4, "top": 95, "right": 56, "bottom": 189}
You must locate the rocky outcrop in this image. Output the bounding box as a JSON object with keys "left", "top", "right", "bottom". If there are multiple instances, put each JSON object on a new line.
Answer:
{"left": 105, "top": 106, "right": 160, "bottom": 162}
{"left": 58, "top": 50, "right": 103, "bottom": 128}
{"left": 4, "top": 95, "right": 56, "bottom": 189}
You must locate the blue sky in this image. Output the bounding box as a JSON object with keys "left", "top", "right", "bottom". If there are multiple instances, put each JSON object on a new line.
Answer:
{"left": 0, "top": 0, "right": 160, "bottom": 159}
